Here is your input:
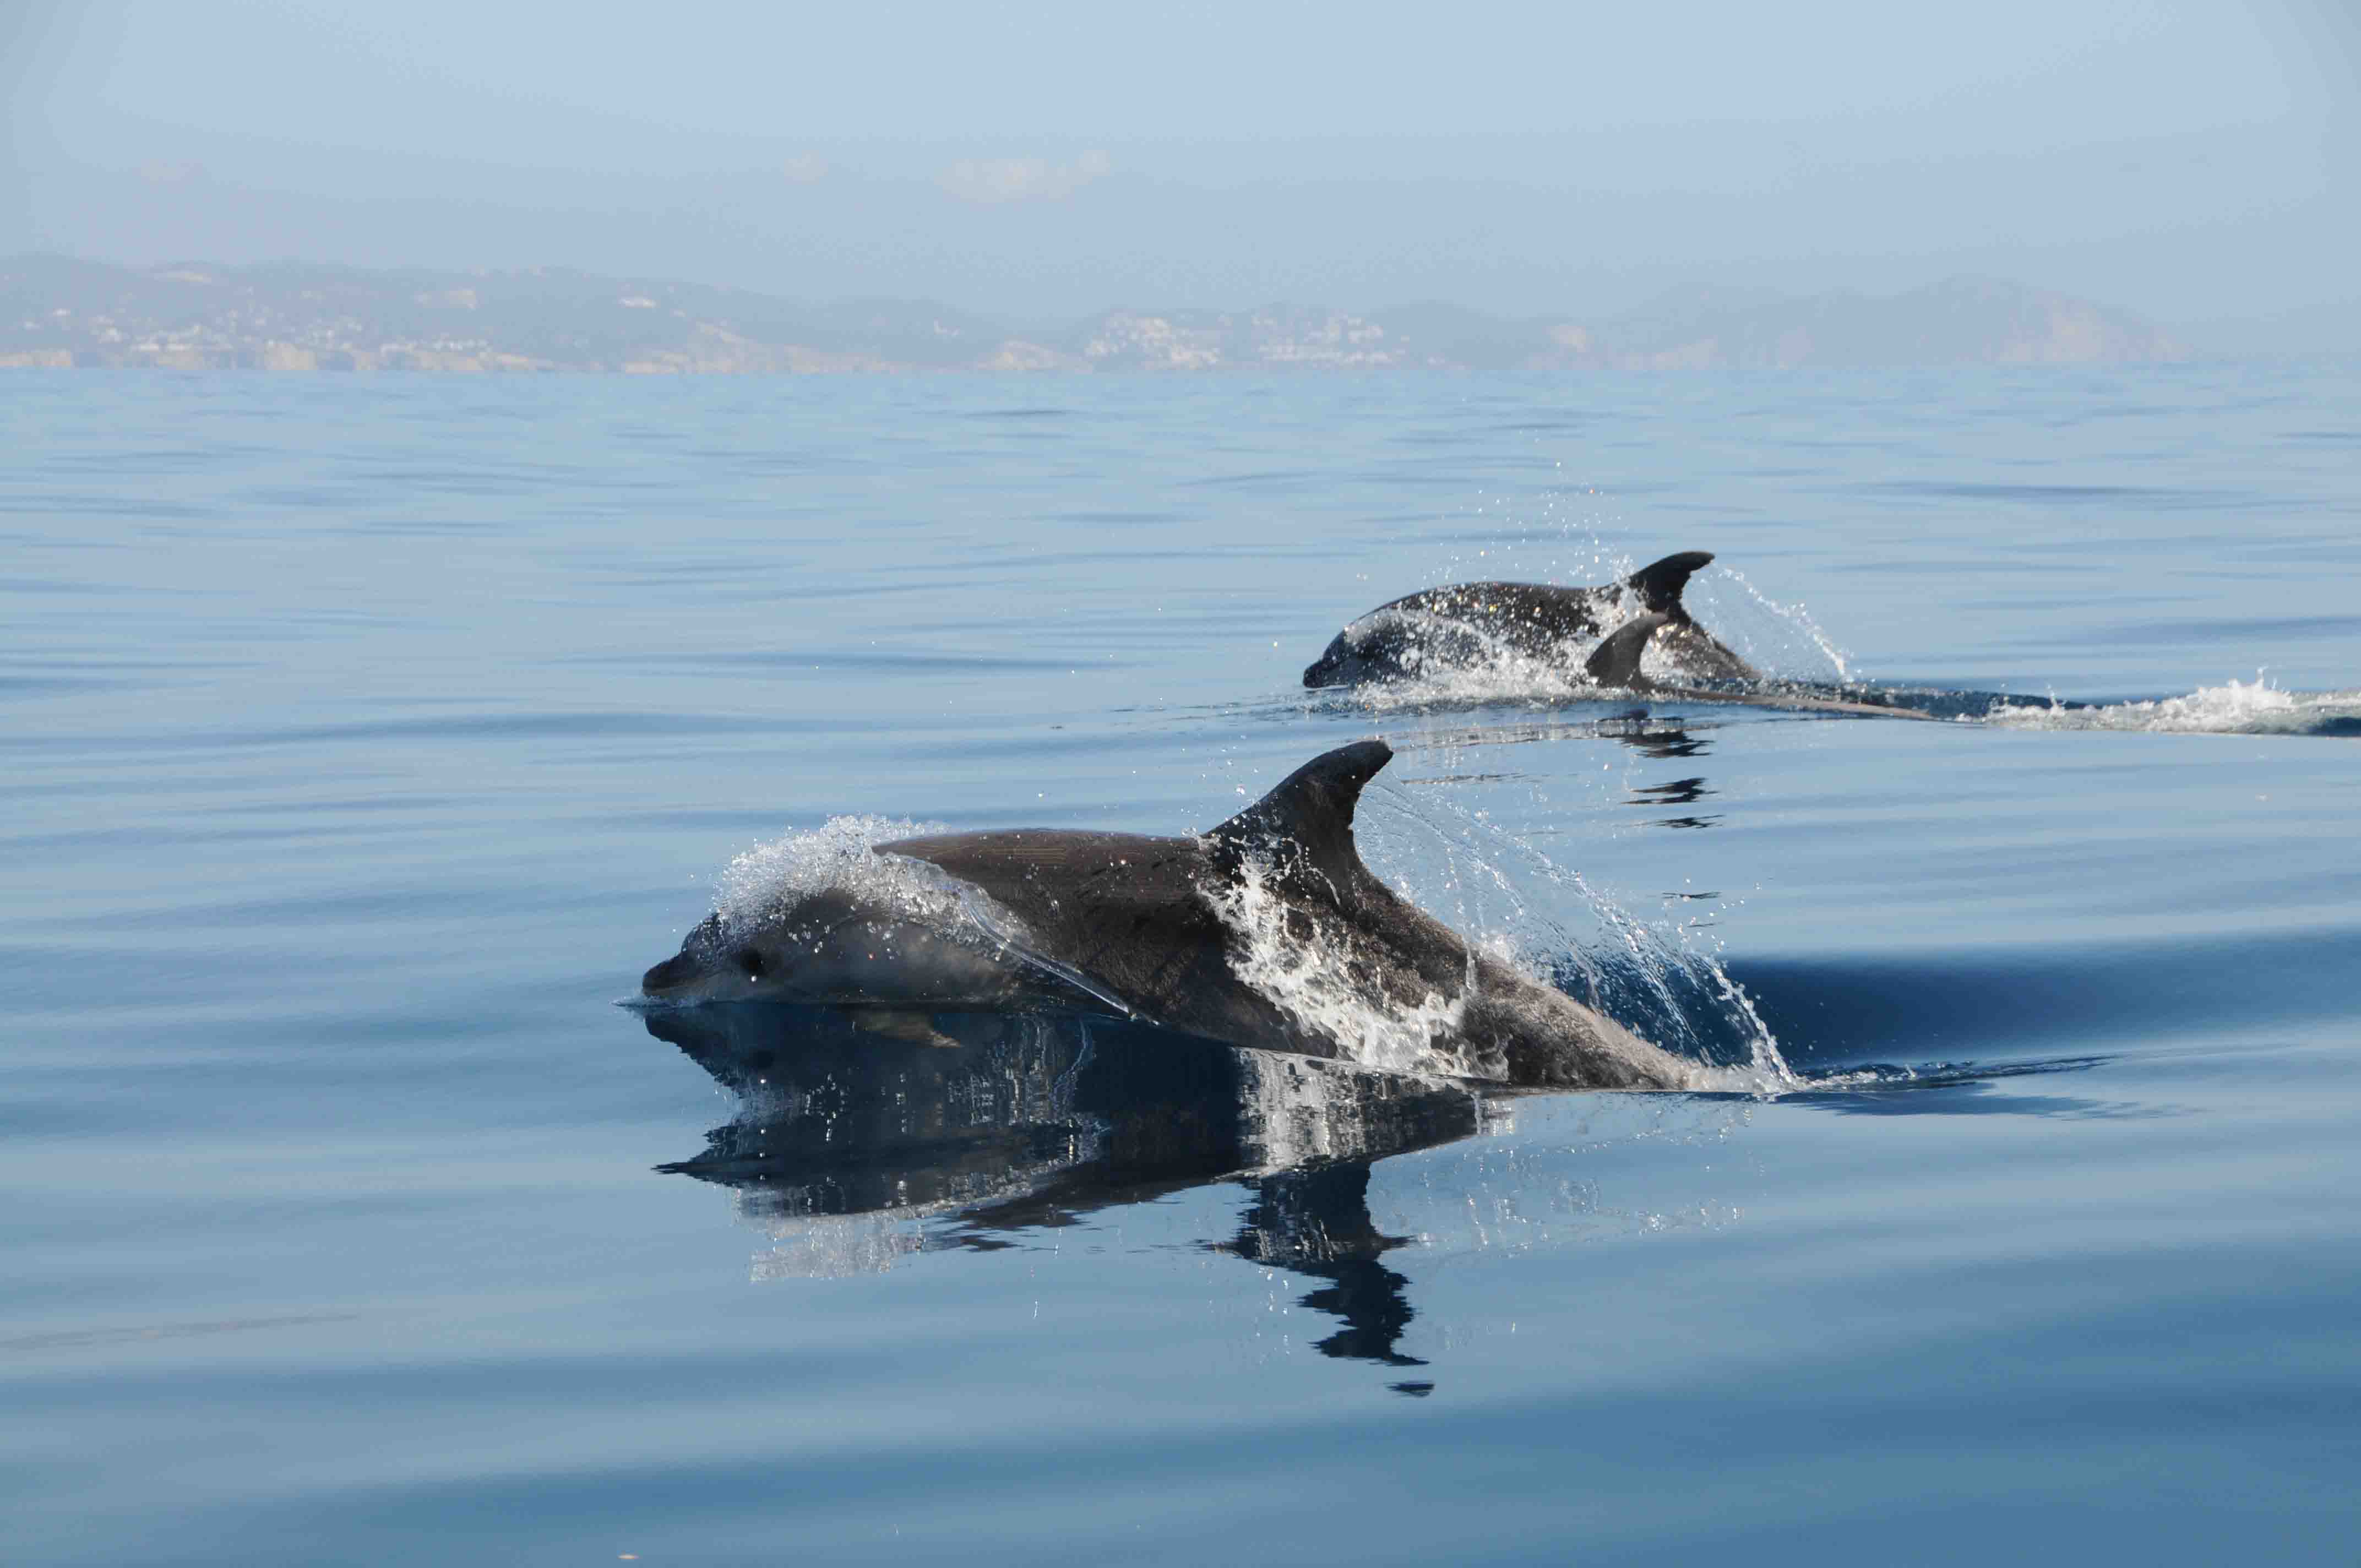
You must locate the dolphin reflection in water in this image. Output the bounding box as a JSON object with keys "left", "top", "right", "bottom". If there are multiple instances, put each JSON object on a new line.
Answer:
{"left": 645, "top": 1002, "right": 1500, "bottom": 1376}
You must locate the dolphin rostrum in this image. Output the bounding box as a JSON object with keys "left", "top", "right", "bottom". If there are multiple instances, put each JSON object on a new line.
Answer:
{"left": 641, "top": 741, "right": 1700, "bottom": 1090}
{"left": 1302, "top": 550, "right": 1756, "bottom": 689}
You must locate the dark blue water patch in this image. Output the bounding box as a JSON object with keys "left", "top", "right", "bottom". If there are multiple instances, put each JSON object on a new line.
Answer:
{"left": 0, "top": 652, "right": 262, "bottom": 677}
{"left": 1729, "top": 925, "right": 2361, "bottom": 1068}
{"left": 0, "top": 674, "right": 141, "bottom": 698}
{"left": 599, "top": 649, "right": 1133, "bottom": 674}
{"left": 0, "top": 491, "right": 220, "bottom": 520}
{"left": 0, "top": 1313, "right": 365, "bottom": 1354}
{"left": 2, "top": 818, "right": 427, "bottom": 856}
{"left": 1828, "top": 555, "right": 2112, "bottom": 576}
{"left": 0, "top": 576, "right": 121, "bottom": 595}
{"left": 2053, "top": 614, "right": 2361, "bottom": 645}
{"left": 229, "top": 710, "right": 870, "bottom": 747}
{"left": 1052, "top": 509, "right": 1190, "bottom": 526}
{"left": 1853, "top": 480, "right": 2243, "bottom": 510}
{"left": 596, "top": 803, "right": 834, "bottom": 834}
{"left": 1177, "top": 468, "right": 1326, "bottom": 490}
{"left": 347, "top": 517, "right": 514, "bottom": 536}
{"left": 1947, "top": 592, "right": 2202, "bottom": 612}
{"left": 0, "top": 710, "right": 901, "bottom": 757}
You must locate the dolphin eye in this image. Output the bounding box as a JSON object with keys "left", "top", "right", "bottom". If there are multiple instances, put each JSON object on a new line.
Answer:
{"left": 736, "top": 949, "right": 766, "bottom": 981}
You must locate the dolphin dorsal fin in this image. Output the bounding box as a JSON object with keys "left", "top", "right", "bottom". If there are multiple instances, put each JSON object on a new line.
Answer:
{"left": 1206, "top": 739, "right": 1392, "bottom": 890}
{"left": 1624, "top": 551, "right": 1713, "bottom": 616}
{"left": 1585, "top": 613, "right": 1669, "bottom": 688}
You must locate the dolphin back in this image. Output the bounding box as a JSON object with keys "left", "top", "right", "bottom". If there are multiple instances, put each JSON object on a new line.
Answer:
{"left": 1301, "top": 550, "right": 1753, "bottom": 688}
{"left": 874, "top": 826, "right": 1313, "bottom": 1052}
{"left": 882, "top": 741, "right": 1695, "bottom": 1090}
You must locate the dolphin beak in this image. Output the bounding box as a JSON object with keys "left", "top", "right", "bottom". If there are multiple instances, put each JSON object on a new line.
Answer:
{"left": 642, "top": 950, "right": 703, "bottom": 995}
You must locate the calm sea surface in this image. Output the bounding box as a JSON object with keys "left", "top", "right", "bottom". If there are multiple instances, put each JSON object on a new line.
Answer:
{"left": 3, "top": 367, "right": 2358, "bottom": 1565}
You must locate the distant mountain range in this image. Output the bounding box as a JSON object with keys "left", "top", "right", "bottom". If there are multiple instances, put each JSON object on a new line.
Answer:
{"left": 1, "top": 255, "right": 2188, "bottom": 373}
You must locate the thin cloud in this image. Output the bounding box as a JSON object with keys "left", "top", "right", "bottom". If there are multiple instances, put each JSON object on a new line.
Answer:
{"left": 780, "top": 154, "right": 831, "bottom": 184}
{"left": 938, "top": 150, "right": 1112, "bottom": 204}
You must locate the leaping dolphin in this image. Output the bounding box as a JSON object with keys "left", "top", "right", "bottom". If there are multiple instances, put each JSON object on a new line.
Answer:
{"left": 640, "top": 741, "right": 1699, "bottom": 1091}
{"left": 1302, "top": 550, "right": 1755, "bottom": 689}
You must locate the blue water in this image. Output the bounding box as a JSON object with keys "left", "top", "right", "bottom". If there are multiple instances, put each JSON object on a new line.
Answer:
{"left": 4, "top": 367, "right": 2358, "bottom": 1565}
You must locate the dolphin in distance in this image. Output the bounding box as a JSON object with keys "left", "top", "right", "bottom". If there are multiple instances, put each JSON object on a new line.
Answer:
{"left": 1302, "top": 550, "right": 1756, "bottom": 689}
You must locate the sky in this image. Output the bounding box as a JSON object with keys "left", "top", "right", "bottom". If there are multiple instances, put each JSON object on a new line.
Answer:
{"left": 5, "top": 1, "right": 2357, "bottom": 344}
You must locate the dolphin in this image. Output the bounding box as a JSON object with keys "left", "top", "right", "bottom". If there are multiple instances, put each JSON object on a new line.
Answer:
{"left": 640, "top": 740, "right": 1699, "bottom": 1090}
{"left": 1302, "top": 550, "right": 1756, "bottom": 689}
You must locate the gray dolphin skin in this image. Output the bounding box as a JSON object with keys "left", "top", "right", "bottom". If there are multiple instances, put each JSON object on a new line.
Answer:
{"left": 1302, "top": 550, "right": 1756, "bottom": 689}
{"left": 641, "top": 741, "right": 1699, "bottom": 1091}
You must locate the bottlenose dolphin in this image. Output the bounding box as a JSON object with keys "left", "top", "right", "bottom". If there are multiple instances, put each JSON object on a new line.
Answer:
{"left": 1302, "top": 550, "right": 1755, "bottom": 689}
{"left": 641, "top": 741, "right": 1699, "bottom": 1090}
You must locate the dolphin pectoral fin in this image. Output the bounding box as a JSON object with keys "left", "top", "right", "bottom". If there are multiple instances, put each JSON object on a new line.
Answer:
{"left": 1623, "top": 551, "right": 1714, "bottom": 614}
{"left": 1206, "top": 739, "right": 1393, "bottom": 889}
{"left": 1585, "top": 613, "right": 1670, "bottom": 689}
{"left": 851, "top": 1009, "right": 959, "bottom": 1049}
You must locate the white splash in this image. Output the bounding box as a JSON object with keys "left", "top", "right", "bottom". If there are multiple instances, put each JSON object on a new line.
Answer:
{"left": 1700, "top": 567, "right": 1856, "bottom": 681}
{"left": 1342, "top": 652, "right": 1602, "bottom": 714}
{"left": 1981, "top": 678, "right": 2361, "bottom": 736}
{"left": 1204, "top": 856, "right": 1475, "bottom": 1077}
{"left": 712, "top": 814, "right": 964, "bottom": 937}
{"left": 706, "top": 814, "right": 1124, "bottom": 1004}
{"left": 1356, "top": 782, "right": 1800, "bottom": 1097}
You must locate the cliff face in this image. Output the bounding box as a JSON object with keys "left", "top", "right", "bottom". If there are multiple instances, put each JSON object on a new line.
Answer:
{"left": 1, "top": 257, "right": 2186, "bottom": 372}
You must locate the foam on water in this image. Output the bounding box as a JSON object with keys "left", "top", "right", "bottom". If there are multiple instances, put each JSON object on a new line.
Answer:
{"left": 1979, "top": 678, "right": 2361, "bottom": 737}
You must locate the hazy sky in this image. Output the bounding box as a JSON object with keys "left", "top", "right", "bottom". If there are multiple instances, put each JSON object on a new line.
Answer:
{"left": 6, "top": 1, "right": 2356, "bottom": 337}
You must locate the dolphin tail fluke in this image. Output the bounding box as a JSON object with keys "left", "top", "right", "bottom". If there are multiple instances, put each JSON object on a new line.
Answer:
{"left": 1207, "top": 739, "right": 1392, "bottom": 888}
{"left": 1585, "top": 613, "right": 1669, "bottom": 689}
{"left": 1624, "top": 551, "right": 1714, "bottom": 616}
